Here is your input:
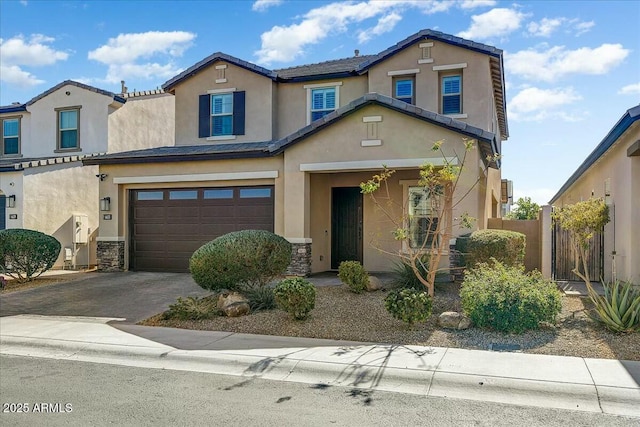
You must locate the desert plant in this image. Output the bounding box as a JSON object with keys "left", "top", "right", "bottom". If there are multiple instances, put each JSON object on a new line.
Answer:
{"left": 384, "top": 288, "right": 432, "bottom": 326}
{"left": 274, "top": 277, "right": 316, "bottom": 320}
{"left": 337, "top": 261, "right": 369, "bottom": 294}
{"left": 391, "top": 255, "right": 430, "bottom": 290}
{"left": 460, "top": 260, "right": 562, "bottom": 333}
{"left": 189, "top": 230, "right": 292, "bottom": 292}
{"left": 245, "top": 286, "right": 276, "bottom": 312}
{"left": 588, "top": 280, "right": 640, "bottom": 333}
{"left": 0, "top": 229, "right": 61, "bottom": 282}
{"left": 163, "top": 296, "right": 219, "bottom": 321}
{"left": 466, "top": 229, "right": 525, "bottom": 268}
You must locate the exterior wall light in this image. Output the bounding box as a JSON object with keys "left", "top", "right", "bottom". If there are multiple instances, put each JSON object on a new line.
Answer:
{"left": 100, "top": 197, "right": 111, "bottom": 212}
{"left": 7, "top": 195, "right": 16, "bottom": 208}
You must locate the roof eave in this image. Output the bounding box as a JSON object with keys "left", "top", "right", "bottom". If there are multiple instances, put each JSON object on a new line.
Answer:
{"left": 82, "top": 149, "right": 272, "bottom": 166}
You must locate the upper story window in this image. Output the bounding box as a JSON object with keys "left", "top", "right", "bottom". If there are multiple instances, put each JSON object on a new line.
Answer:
{"left": 2, "top": 117, "right": 20, "bottom": 156}
{"left": 393, "top": 77, "right": 415, "bottom": 104}
{"left": 441, "top": 75, "right": 462, "bottom": 115}
{"left": 56, "top": 107, "right": 81, "bottom": 151}
{"left": 199, "top": 90, "right": 245, "bottom": 140}
{"left": 311, "top": 88, "right": 336, "bottom": 121}
{"left": 211, "top": 93, "right": 233, "bottom": 136}
{"left": 304, "top": 82, "right": 342, "bottom": 125}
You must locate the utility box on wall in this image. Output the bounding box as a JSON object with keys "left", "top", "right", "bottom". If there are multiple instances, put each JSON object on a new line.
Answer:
{"left": 73, "top": 214, "right": 89, "bottom": 244}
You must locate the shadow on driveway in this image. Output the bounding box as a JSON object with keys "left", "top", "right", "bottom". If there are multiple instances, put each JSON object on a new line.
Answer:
{"left": 0, "top": 272, "right": 209, "bottom": 323}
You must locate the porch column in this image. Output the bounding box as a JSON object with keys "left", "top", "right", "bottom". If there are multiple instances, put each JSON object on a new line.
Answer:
{"left": 283, "top": 170, "right": 312, "bottom": 276}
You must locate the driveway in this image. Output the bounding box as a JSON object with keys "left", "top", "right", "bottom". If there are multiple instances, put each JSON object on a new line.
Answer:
{"left": 0, "top": 272, "right": 209, "bottom": 323}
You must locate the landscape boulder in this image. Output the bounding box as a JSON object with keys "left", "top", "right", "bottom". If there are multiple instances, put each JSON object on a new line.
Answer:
{"left": 366, "top": 276, "right": 383, "bottom": 292}
{"left": 217, "top": 291, "right": 250, "bottom": 317}
{"left": 438, "top": 311, "right": 471, "bottom": 330}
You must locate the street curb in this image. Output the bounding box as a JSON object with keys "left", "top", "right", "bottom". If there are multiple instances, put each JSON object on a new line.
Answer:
{"left": 2, "top": 335, "right": 638, "bottom": 418}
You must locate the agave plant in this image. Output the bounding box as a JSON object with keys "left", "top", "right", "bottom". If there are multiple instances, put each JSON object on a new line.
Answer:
{"left": 588, "top": 280, "right": 640, "bottom": 333}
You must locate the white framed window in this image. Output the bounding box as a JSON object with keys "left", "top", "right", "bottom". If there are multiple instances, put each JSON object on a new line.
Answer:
{"left": 408, "top": 186, "right": 439, "bottom": 249}
{"left": 393, "top": 76, "right": 415, "bottom": 104}
{"left": 211, "top": 93, "right": 233, "bottom": 136}
{"left": 56, "top": 107, "right": 81, "bottom": 151}
{"left": 441, "top": 75, "right": 462, "bottom": 115}
{"left": 2, "top": 117, "right": 20, "bottom": 156}
{"left": 304, "top": 82, "right": 342, "bottom": 125}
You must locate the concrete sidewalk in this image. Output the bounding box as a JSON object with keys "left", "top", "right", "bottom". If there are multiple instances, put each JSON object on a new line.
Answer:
{"left": 1, "top": 315, "right": 638, "bottom": 418}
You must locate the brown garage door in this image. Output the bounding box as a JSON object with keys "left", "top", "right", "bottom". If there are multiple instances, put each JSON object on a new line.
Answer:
{"left": 130, "top": 186, "right": 274, "bottom": 272}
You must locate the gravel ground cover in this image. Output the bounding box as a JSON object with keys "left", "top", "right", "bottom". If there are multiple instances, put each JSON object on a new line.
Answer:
{"left": 141, "top": 281, "right": 640, "bottom": 361}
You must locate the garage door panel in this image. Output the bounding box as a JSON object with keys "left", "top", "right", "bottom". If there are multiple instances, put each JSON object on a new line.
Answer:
{"left": 131, "top": 186, "right": 274, "bottom": 272}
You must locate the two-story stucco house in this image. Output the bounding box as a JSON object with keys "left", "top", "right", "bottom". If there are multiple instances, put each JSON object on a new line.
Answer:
{"left": 0, "top": 81, "right": 174, "bottom": 268}
{"left": 550, "top": 105, "right": 640, "bottom": 284}
{"left": 85, "top": 29, "right": 509, "bottom": 275}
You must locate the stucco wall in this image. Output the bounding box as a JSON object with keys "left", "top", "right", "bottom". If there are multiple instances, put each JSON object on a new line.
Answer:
{"left": 22, "top": 163, "right": 99, "bottom": 268}
{"left": 108, "top": 94, "right": 175, "bottom": 152}
{"left": 0, "top": 171, "right": 24, "bottom": 230}
{"left": 367, "top": 39, "right": 496, "bottom": 133}
{"left": 552, "top": 122, "right": 639, "bottom": 283}
{"left": 24, "top": 84, "right": 117, "bottom": 157}
{"left": 172, "top": 61, "right": 274, "bottom": 145}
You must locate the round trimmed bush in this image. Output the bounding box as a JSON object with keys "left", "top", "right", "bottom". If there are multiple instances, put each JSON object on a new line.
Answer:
{"left": 460, "top": 260, "right": 562, "bottom": 333}
{"left": 466, "top": 229, "right": 525, "bottom": 268}
{"left": 338, "top": 260, "right": 369, "bottom": 293}
{"left": 189, "top": 230, "right": 292, "bottom": 291}
{"left": 0, "top": 228, "right": 61, "bottom": 282}
{"left": 274, "top": 277, "right": 316, "bottom": 320}
{"left": 385, "top": 288, "right": 432, "bottom": 326}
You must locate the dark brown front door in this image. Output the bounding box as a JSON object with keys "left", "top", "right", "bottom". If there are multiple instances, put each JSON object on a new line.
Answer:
{"left": 331, "top": 187, "right": 363, "bottom": 269}
{"left": 130, "top": 186, "right": 274, "bottom": 272}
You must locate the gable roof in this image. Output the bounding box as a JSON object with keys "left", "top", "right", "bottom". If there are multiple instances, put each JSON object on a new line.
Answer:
{"left": 0, "top": 80, "right": 126, "bottom": 114}
{"left": 84, "top": 92, "right": 498, "bottom": 168}
{"left": 549, "top": 104, "right": 640, "bottom": 204}
{"left": 275, "top": 55, "right": 377, "bottom": 81}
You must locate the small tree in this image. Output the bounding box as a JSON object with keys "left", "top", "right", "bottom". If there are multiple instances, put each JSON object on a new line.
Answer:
{"left": 361, "top": 138, "right": 497, "bottom": 297}
{"left": 505, "top": 197, "right": 540, "bottom": 220}
{"left": 551, "top": 198, "right": 609, "bottom": 289}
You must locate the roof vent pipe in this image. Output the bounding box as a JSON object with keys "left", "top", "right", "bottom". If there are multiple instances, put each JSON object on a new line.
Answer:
{"left": 354, "top": 49, "right": 360, "bottom": 57}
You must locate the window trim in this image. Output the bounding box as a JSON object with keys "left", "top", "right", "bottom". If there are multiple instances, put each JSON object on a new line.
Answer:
{"left": 304, "top": 81, "right": 342, "bottom": 125}
{"left": 55, "top": 106, "right": 82, "bottom": 152}
{"left": 393, "top": 76, "right": 415, "bottom": 105}
{"left": 400, "top": 180, "right": 449, "bottom": 253}
{"left": 1, "top": 115, "right": 22, "bottom": 157}
{"left": 440, "top": 73, "right": 463, "bottom": 116}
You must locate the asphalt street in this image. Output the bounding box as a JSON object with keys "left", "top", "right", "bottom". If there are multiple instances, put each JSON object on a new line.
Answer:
{"left": 1, "top": 355, "right": 638, "bottom": 427}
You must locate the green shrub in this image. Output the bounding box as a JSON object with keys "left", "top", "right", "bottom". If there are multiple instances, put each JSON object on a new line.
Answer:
{"left": 338, "top": 261, "right": 369, "bottom": 293}
{"left": 466, "top": 229, "right": 525, "bottom": 268}
{"left": 589, "top": 280, "right": 640, "bottom": 333}
{"left": 391, "top": 256, "right": 430, "bottom": 291}
{"left": 163, "top": 296, "right": 219, "bottom": 320}
{"left": 384, "top": 288, "right": 432, "bottom": 326}
{"left": 0, "top": 229, "right": 61, "bottom": 282}
{"left": 245, "top": 286, "right": 276, "bottom": 312}
{"left": 460, "top": 260, "right": 561, "bottom": 333}
{"left": 274, "top": 277, "right": 316, "bottom": 320}
{"left": 189, "top": 230, "right": 292, "bottom": 291}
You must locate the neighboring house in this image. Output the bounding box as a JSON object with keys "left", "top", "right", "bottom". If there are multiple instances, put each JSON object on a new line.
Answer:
{"left": 84, "top": 29, "right": 509, "bottom": 274}
{"left": 0, "top": 81, "right": 174, "bottom": 268}
{"left": 550, "top": 105, "right": 640, "bottom": 284}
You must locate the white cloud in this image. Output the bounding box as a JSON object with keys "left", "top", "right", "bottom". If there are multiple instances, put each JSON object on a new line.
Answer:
{"left": 508, "top": 86, "right": 585, "bottom": 122}
{"left": 572, "top": 20, "right": 595, "bottom": 36}
{"left": 457, "top": 8, "right": 527, "bottom": 40}
{"left": 459, "top": 0, "right": 497, "bottom": 9}
{"left": 527, "top": 18, "right": 563, "bottom": 37}
{"left": 88, "top": 31, "right": 195, "bottom": 84}
{"left": 506, "top": 43, "right": 630, "bottom": 82}
{"left": 255, "top": 1, "right": 456, "bottom": 64}
{"left": 0, "top": 34, "right": 68, "bottom": 87}
{"left": 618, "top": 82, "right": 640, "bottom": 95}
{"left": 358, "top": 12, "right": 402, "bottom": 43}
{"left": 20, "top": 0, "right": 27, "bottom": 5}
{"left": 252, "top": 0, "right": 283, "bottom": 12}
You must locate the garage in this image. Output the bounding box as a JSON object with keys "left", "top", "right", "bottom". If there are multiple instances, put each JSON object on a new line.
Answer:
{"left": 130, "top": 185, "right": 274, "bottom": 272}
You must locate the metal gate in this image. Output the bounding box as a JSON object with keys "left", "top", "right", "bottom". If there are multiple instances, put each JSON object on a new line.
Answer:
{"left": 552, "top": 222, "right": 604, "bottom": 281}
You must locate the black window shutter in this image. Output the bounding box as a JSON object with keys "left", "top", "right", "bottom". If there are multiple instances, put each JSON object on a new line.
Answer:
{"left": 198, "top": 94, "right": 210, "bottom": 138}
{"left": 232, "top": 91, "right": 245, "bottom": 135}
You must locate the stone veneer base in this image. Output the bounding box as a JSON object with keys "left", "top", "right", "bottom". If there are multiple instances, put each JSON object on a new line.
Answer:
{"left": 285, "top": 243, "right": 312, "bottom": 276}
{"left": 97, "top": 241, "right": 125, "bottom": 272}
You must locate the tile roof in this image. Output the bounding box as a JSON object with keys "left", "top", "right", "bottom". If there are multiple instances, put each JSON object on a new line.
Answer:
{"left": 275, "top": 55, "right": 376, "bottom": 79}
{"left": 549, "top": 104, "right": 640, "bottom": 204}
{"left": 0, "top": 153, "right": 105, "bottom": 172}
{"left": 84, "top": 93, "right": 499, "bottom": 168}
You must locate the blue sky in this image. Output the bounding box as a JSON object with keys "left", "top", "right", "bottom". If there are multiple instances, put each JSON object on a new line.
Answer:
{"left": 1, "top": 0, "right": 638, "bottom": 205}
